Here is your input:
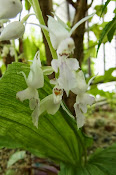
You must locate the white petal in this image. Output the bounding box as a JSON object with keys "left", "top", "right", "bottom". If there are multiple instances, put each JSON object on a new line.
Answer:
{"left": 27, "top": 52, "right": 44, "bottom": 89}
{"left": 29, "top": 98, "right": 40, "bottom": 110}
{"left": 48, "top": 16, "right": 69, "bottom": 49}
{"left": 76, "top": 93, "right": 95, "bottom": 113}
{"left": 71, "top": 70, "right": 87, "bottom": 95}
{"left": 51, "top": 59, "right": 59, "bottom": 73}
{"left": 32, "top": 104, "right": 40, "bottom": 128}
{"left": 16, "top": 87, "right": 38, "bottom": 102}
{"left": 79, "top": 103, "right": 87, "bottom": 113}
{"left": 74, "top": 104, "right": 85, "bottom": 129}
{"left": 79, "top": 93, "right": 95, "bottom": 106}
{"left": 52, "top": 12, "right": 70, "bottom": 30}
{"left": 0, "top": 0, "right": 22, "bottom": 19}
{"left": 66, "top": 58, "right": 79, "bottom": 71}
{"left": 0, "top": 21, "right": 25, "bottom": 41}
{"left": 50, "top": 78, "right": 57, "bottom": 85}
{"left": 40, "top": 94, "right": 60, "bottom": 115}
{"left": 83, "top": 93, "right": 95, "bottom": 106}
{"left": 69, "top": 13, "right": 95, "bottom": 36}
{"left": 58, "top": 59, "right": 77, "bottom": 93}
{"left": 32, "top": 51, "right": 41, "bottom": 67}
{"left": 57, "top": 38, "right": 75, "bottom": 57}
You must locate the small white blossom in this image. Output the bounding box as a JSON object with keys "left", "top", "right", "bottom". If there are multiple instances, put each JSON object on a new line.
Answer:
{"left": 0, "top": 21, "right": 25, "bottom": 41}
{"left": 16, "top": 51, "right": 44, "bottom": 128}
{"left": 39, "top": 85, "right": 63, "bottom": 116}
{"left": 0, "top": 0, "right": 22, "bottom": 19}
{"left": 47, "top": 14, "right": 94, "bottom": 51}
{"left": 51, "top": 57, "right": 79, "bottom": 96}
{"left": 72, "top": 70, "right": 95, "bottom": 128}
{"left": 47, "top": 16, "right": 70, "bottom": 50}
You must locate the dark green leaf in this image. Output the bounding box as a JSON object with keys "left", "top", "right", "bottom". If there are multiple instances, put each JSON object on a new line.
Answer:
{"left": 100, "top": 0, "right": 111, "bottom": 17}
{"left": 97, "top": 16, "right": 116, "bottom": 55}
{"left": 107, "top": 23, "right": 116, "bottom": 42}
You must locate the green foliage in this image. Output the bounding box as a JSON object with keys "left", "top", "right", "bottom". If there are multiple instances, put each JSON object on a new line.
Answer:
{"left": 107, "top": 22, "right": 116, "bottom": 42}
{"left": 94, "top": 68, "right": 116, "bottom": 84}
{"left": 97, "top": 16, "right": 116, "bottom": 55}
{"left": 84, "top": 40, "right": 97, "bottom": 61}
{"left": 25, "top": 0, "right": 31, "bottom": 11}
{"left": 0, "top": 62, "right": 92, "bottom": 166}
{"left": 94, "top": 5, "right": 107, "bottom": 17}
{"left": 88, "top": 68, "right": 116, "bottom": 98}
{"left": 100, "top": 0, "right": 111, "bottom": 17}
{"left": 59, "top": 144, "right": 116, "bottom": 175}
{"left": 23, "top": 33, "right": 46, "bottom": 64}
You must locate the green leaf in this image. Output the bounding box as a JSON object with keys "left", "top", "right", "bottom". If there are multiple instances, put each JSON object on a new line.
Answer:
{"left": 107, "top": 23, "right": 116, "bottom": 42}
{"left": 0, "top": 62, "right": 92, "bottom": 166}
{"left": 89, "top": 144, "right": 116, "bottom": 175}
{"left": 7, "top": 151, "right": 26, "bottom": 168}
{"left": 100, "top": 0, "right": 111, "bottom": 17}
{"left": 97, "top": 16, "right": 116, "bottom": 55}
{"left": 94, "top": 5, "right": 107, "bottom": 17}
{"left": 25, "top": 0, "right": 31, "bottom": 11}
{"left": 59, "top": 144, "right": 116, "bottom": 175}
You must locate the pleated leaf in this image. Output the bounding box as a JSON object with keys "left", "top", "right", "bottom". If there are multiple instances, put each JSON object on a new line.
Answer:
{"left": 59, "top": 144, "right": 116, "bottom": 175}
{"left": 0, "top": 62, "right": 92, "bottom": 166}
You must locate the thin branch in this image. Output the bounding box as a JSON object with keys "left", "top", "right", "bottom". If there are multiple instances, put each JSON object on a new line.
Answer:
{"left": 87, "top": 0, "right": 94, "bottom": 10}
{"left": 66, "top": 0, "right": 77, "bottom": 9}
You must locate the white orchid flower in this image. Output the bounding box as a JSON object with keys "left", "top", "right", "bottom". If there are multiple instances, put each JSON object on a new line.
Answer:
{"left": 72, "top": 70, "right": 95, "bottom": 128}
{"left": 16, "top": 51, "right": 44, "bottom": 128}
{"left": 38, "top": 14, "right": 94, "bottom": 53}
{"left": 0, "top": 21, "right": 25, "bottom": 41}
{"left": 71, "top": 70, "right": 88, "bottom": 95}
{"left": 51, "top": 57, "right": 79, "bottom": 96}
{"left": 0, "top": 0, "right": 22, "bottom": 19}
{"left": 75, "top": 93, "right": 95, "bottom": 114}
{"left": 39, "top": 85, "right": 63, "bottom": 116}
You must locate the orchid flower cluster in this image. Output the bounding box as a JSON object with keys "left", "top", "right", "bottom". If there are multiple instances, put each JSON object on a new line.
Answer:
{"left": 16, "top": 15, "right": 95, "bottom": 129}
{"left": 0, "top": 0, "right": 25, "bottom": 41}
{"left": 0, "top": 0, "right": 95, "bottom": 129}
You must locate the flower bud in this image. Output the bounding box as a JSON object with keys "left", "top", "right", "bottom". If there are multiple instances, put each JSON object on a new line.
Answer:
{"left": 0, "top": 0, "right": 22, "bottom": 19}
{"left": 0, "top": 21, "right": 25, "bottom": 41}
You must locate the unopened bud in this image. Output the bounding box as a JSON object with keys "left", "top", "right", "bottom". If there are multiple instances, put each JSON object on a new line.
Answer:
{"left": 0, "top": 0, "right": 22, "bottom": 19}
{"left": 0, "top": 21, "right": 25, "bottom": 41}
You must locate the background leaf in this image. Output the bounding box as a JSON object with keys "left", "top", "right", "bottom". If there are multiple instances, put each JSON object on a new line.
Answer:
{"left": 100, "top": 0, "right": 111, "bottom": 17}
{"left": 97, "top": 16, "right": 116, "bottom": 55}
{"left": 7, "top": 151, "right": 26, "bottom": 168}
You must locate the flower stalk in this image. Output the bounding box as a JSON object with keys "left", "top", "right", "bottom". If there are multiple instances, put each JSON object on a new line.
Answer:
{"left": 31, "top": 0, "right": 57, "bottom": 60}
